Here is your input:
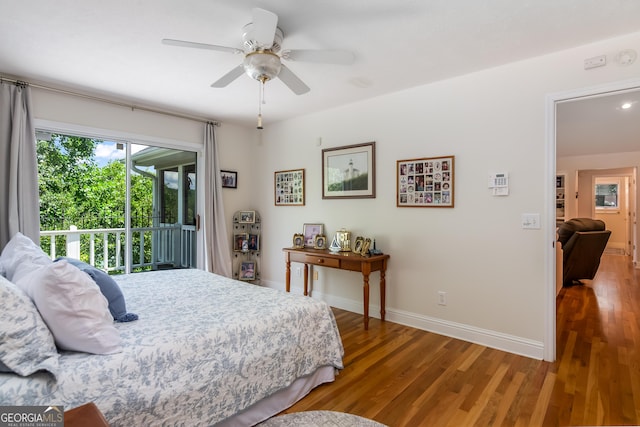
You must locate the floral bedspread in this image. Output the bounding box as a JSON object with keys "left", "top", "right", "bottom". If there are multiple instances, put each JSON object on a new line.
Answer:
{"left": 0, "top": 269, "right": 344, "bottom": 425}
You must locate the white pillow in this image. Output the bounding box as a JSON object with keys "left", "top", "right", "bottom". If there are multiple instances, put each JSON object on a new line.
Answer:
{"left": 0, "top": 275, "right": 59, "bottom": 377}
{"left": 15, "top": 260, "right": 122, "bottom": 355}
{"left": 0, "top": 232, "right": 52, "bottom": 282}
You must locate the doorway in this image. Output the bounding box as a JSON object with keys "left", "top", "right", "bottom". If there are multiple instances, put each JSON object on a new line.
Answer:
{"left": 545, "top": 79, "right": 640, "bottom": 361}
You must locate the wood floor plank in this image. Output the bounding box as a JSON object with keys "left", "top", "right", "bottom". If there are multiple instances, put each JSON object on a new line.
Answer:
{"left": 281, "top": 254, "right": 639, "bottom": 426}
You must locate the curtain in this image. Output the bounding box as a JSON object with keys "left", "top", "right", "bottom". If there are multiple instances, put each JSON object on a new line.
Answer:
{"left": 0, "top": 81, "right": 39, "bottom": 251}
{"left": 203, "top": 122, "right": 232, "bottom": 277}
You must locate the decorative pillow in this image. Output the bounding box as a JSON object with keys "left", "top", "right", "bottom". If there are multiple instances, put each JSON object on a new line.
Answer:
{"left": 15, "top": 260, "right": 122, "bottom": 355}
{"left": 0, "top": 275, "right": 59, "bottom": 377}
{"left": 55, "top": 257, "right": 138, "bottom": 323}
{"left": 0, "top": 232, "right": 52, "bottom": 282}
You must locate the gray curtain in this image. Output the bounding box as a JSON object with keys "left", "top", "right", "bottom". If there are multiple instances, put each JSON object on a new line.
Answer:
{"left": 203, "top": 122, "right": 232, "bottom": 277}
{"left": 0, "top": 81, "right": 39, "bottom": 251}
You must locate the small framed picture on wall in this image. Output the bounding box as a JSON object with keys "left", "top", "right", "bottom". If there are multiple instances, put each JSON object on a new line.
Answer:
{"left": 397, "top": 155, "right": 455, "bottom": 208}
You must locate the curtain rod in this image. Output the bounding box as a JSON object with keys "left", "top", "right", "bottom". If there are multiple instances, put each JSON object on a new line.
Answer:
{"left": 0, "top": 75, "right": 220, "bottom": 126}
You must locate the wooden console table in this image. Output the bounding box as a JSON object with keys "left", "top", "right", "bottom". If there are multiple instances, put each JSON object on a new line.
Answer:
{"left": 283, "top": 247, "right": 390, "bottom": 330}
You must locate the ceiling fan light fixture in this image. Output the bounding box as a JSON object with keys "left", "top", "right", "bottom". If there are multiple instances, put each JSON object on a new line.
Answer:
{"left": 244, "top": 51, "right": 282, "bottom": 82}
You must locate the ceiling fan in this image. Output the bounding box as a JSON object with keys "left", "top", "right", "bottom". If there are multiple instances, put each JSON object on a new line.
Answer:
{"left": 162, "top": 8, "right": 355, "bottom": 96}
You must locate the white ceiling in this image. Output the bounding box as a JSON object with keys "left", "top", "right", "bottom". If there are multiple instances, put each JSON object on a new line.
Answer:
{"left": 1, "top": 0, "right": 640, "bottom": 155}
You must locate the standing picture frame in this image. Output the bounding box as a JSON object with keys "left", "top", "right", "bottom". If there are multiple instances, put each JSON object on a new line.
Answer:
{"left": 274, "top": 168, "right": 305, "bottom": 206}
{"left": 238, "top": 210, "right": 256, "bottom": 223}
{"left": 397, "top": 155, "right": 455, "bottom": 207}
{"left": 220, "top": 170, "right": 237, "bottom": 188}
{"left": 322, "top": 142, "right": 376, "bottom": 199}
{"left": 303, "top": 223, "right": 324, "bottom": 248}
{"left": 239, "top": 261, "right": 256, "bottom": 281}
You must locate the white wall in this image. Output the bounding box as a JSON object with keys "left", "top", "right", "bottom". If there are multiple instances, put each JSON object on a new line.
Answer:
{"left": 26, "top": 31, "right": 640, "bottom": 360}
{"left": 252, "top": 31, "right": 640, "bottom": 359}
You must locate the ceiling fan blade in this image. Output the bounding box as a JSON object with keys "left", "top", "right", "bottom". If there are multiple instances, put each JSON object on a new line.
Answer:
{"left": 162, "top": 38, "right": 242, "bottom": 55}
{"left": 277, "top": 64, "right": 310, "bottom": 95}
{"left": 251, "top": 8, "right": 278, "bottom": 49}
{"left": 211, "top": 65, "right": 245, "bottom": 88}
{"left": 283, "top": 49, "right": 355, "bottom": 65}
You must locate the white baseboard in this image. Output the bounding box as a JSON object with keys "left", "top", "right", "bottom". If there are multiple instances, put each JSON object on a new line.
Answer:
{"left": 262, "top": 280, "right": 544, "bottom": 360}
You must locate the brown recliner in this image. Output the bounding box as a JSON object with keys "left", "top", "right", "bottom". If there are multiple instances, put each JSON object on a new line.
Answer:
{"left": 557, "top": 218, "right": 611, "bottom": 286}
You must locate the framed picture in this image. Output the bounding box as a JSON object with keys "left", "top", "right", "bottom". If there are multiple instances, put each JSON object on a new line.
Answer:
{"left": 361, "top": 238, "right": 372, "bottom": 255}
{"left": 233, "top": 233, "right": 249, "bottom": 252}
{"left": 314, "top": 234, "right": 327, "bottom": 250}
{"left": 221, "top": 170, "right": 237, "bottom": 188}
{"left": 275, "top": 169, "right": 305, "bottom": 206}
{"left": 292, "top": 233, "right": 304, "bottom": 248}
{"left": 303, "top": 223, "right": 324, "bottom": 247}
{"left": 322, "top": 142, "right": 376, "bottom": 199}
{"left": 247, "top": 234, "right": 259, "bottom": 251}
{"left": 238, "top": 210, "right": 255, "bottom": 223}
{"left": 353, "top": 236, "right": 364, "bottom": 254}
{"left": 397, "top": 155, "right": 455, "bottom": 207}
{"left": 240, "top": 261, "right": 256, "bottom": 281}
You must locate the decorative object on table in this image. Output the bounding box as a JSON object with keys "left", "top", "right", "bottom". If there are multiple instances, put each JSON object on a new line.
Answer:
{"left": 233, "top": 233, "right": 249, "bottom": 252}
{"left": 274, "top": 168, "right": 305, "bottom": 206}
{"left": 361, "top": 238, "right": 372, "bottom": 255}
{"left": 314, "top": 234, "right": 327, "bottom": 249}
{"left": 303, "top": 223, "right": 324, "bottom": 247}
{"left": 331, "top": 229, "right": 352, "bottom": 252}
{"left": 239, "top": 261, "right": 256, "bottom": 281}
{"left": 238, "top": 210, "right": 256, "bottom": 223}
{"left": 328, "top": 236, "right": 342, "bottom": 252}
{"left": 292, "top": 233, "right": 305, "bottom": 248}
{"left": 368, "top": 239, "right": 383, "bottom": 255}
{"left": 232, "top": 210, "right": 261, "bottom": 282}
{"left": 220, "top": 170, "right": 237, "bottom": 188}
{"left": 322, "top": 142, "right": 376, "bottom": 199}
{"left": 353, "top": 236, "right": 364, "bottom": 254}
{"left": 397, "top": 155, "right": 455, "bottom": 207}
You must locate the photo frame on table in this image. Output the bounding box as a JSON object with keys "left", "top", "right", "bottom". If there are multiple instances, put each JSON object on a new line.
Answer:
{"left": 240, "top": 261, "right": 256, "bottom": 281}
{"left": 274, "top": 168, "right": 305, "bottom": 206}
{"left": 221, "top": 170, "right": 237, "bottom": 188}
{"left": 233, "top": 233, "right": 248, "bottom": 252}
{"left": 353, "top": 236, "right": 364, "bottom": 254}
{"left": 292, "top": 233, "right": 304, "bottom": 248}
{"left": 322, "top": 142, "right": 376, "bottom": 199}
{"left": 397, "top": 155, "right": 455, "bottom": 208}
{"left": 314, "top": 234, "right": 327, "bottom": 250}
{"left": 238, "top": 210, "right": 255, "bottom": 223}
{"left": 303, "top": 223, "right": 324, "bottom": 248}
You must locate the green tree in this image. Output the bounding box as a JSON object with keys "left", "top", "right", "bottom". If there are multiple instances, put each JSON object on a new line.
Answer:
{"left": 37, "top": 134, "right": 153, "bottom": 269}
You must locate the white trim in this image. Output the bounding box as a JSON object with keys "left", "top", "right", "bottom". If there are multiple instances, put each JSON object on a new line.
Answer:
{"left": 263, "top": 280, "right": 543, "bottom": 360}
{"left": 544, "top": 77, "right": 640, "bottom": 362}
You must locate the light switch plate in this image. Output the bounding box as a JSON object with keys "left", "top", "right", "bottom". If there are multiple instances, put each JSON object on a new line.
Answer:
{"left": 521, "top": 213, "right": 540, "bottom": 229}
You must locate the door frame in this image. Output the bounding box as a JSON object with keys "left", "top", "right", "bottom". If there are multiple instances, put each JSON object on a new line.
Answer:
{"left": 544, "top": 78, "right": 640, "bottom": 361}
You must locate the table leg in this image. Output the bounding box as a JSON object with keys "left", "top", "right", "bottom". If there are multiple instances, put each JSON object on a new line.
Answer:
{"left": 303, "top": 263, "right": 309, "bottom": 296}
{"left": 285, "top": 258, "right": 291, "bottom": 292}
{"left": 363, "top": 272, "right": 370, "bottom": 330}
{"left": 380, "top": 268, "right": 386, "bottom": 321}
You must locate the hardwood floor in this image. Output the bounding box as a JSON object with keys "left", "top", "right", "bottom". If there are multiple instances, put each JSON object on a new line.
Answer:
{"left": 283, "top": 254, "right": 640, "bottom": 426}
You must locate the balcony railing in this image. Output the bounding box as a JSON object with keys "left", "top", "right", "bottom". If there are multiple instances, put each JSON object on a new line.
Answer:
{"left": 40, "top": 225, "right": 196, "bottom": 272}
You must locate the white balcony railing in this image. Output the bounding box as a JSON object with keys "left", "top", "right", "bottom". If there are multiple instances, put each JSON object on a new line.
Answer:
{"left": 40, "top": 225, "right": 196, "bottom": 272}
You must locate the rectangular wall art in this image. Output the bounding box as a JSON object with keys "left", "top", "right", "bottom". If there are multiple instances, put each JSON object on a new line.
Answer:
{"left": 275, "top": 169, "right": 305, "bottom": 206}
{"left": 397, "top": 155, "right": 455, "bottom": 207}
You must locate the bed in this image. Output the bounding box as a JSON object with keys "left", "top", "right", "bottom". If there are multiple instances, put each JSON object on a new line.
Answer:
{"left": 0, "top": 267, "right": 344, "bottom": 426}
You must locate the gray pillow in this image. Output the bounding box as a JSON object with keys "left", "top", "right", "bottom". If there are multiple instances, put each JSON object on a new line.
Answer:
{"left": 55, "top": 257, "right": 138, "bottom": 323}
{"left": 0, "top": 275, "right": 59, "bottom": 378}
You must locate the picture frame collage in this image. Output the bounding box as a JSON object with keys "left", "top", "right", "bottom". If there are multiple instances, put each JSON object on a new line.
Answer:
{"left": 397, "top": 155, "right": 455, "bottom": 207}
{"left": 275, "top": 169, "right": 305, "bottom": 206}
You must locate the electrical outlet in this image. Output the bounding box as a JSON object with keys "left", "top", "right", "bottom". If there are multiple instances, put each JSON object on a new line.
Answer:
{"left": 296, "top": 267, "right": 302, "bottom": 277}
{"left": 313, "top": 270, "right": 319, "bottom": 280}
{"left": 438, "top": 291, "right": 447, "bottom": 306}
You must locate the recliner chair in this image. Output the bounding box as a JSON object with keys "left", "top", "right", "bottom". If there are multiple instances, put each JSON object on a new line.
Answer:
{"left": 557, "top": 218, "right": 611, "bottom": 286}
